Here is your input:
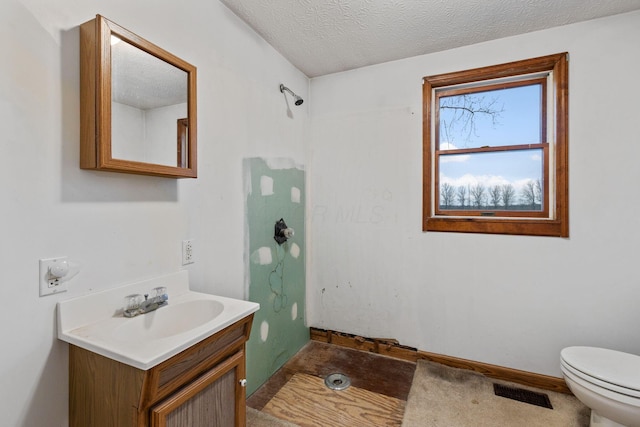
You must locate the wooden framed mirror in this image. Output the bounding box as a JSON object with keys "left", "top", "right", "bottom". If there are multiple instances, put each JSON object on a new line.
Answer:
{"left": 80, "top": 15, "right": 197, "bottom": 178}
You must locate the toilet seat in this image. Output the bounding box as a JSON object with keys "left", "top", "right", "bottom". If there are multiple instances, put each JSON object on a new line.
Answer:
{"left": 561, "top": 346, "right": 640, "bottom": 399}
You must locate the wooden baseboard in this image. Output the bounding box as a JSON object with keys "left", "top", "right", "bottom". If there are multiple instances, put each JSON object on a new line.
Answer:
{"left": 310, "top": 327, "right": 570, "bottom": 394}
{"left": 310, "top": 328, "right": 419, "bottom": 362}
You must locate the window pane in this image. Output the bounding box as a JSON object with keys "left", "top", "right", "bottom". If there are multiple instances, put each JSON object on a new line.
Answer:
{"left": 438, "top": 84, "right": 542, "bottom": 150}
{"left": 439, "top": 149, "right": 543, "bottom": 211}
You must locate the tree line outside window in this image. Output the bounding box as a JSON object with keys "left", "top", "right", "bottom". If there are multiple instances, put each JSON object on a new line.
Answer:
{"left": 439, "top": 179, "right": 542, "bottom": 211}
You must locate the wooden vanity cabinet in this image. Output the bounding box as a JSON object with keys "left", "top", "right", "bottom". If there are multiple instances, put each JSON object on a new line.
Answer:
{"left": 69, "top": 314, "right": 254, "bottom": 427}
{"left": 150, "top": 350, "right": 245, "bottom": 427}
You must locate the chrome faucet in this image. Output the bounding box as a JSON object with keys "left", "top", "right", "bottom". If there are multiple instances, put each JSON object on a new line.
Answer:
{"left": 123, "top": 287, "right": 168, "bottom": 318}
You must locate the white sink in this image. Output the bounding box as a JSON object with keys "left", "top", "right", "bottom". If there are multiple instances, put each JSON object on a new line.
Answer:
{"left": 57, "top": 271, "right": 259, "bottom": 370}
{"left": 112, "top": 299, "right": 225, "bottom": 342}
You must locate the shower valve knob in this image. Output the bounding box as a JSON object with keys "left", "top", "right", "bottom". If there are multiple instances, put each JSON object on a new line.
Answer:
{"left": 274, "top": 218, "right": 294, "bottom": 244}
{"left": 282, "top": 228, "right": 294, "bottom": 239}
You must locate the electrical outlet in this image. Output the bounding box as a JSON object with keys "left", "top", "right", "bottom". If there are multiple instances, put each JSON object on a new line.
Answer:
{"left": 39, "top": 257, "right": 69, "bottom": 296}
{"left": 182, "top": 240, "right": 195, "bottom": 265}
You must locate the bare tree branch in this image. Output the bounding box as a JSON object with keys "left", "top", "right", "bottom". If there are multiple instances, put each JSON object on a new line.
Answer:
{"left": 470, "top": 183, "right": 486, "bottom": 208}
{"left": 440, "top": 94, "right": 504, "bottom": 146}
{"left": 501, "top": 184, "right": 515, "bottom": 208}
{"left": 489, "top": 185, "right": 502, "bottom": 208}
{"left": 440, "top": 183, "right": 455, "bottom": 208}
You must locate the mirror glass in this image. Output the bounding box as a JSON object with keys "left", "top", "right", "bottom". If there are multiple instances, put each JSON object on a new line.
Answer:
{"left": 80, "top": 15, "right": 197, "bottom": 178}
{"left": 111, "top": 36, "right": 189, "bottom": 167}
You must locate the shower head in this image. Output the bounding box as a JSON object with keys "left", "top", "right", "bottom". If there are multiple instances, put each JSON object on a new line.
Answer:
{"left": 279, "top": 84, "right": 304, "bottom": 106}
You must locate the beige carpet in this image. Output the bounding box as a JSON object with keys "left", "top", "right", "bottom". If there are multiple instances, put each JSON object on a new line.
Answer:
{"left": 402, "top": 360, "right": 590, "bottom": 427}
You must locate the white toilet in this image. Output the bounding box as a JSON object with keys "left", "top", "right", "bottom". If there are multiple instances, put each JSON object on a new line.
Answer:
{"left": 561, "top": 346, "right": 640, "bottom": 427}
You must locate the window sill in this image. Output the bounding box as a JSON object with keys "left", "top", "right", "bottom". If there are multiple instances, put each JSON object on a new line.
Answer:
{"left": 423, "top": 217, "right": 567, "bottom": 237}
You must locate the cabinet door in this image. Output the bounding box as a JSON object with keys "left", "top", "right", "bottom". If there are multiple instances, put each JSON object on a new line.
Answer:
{"left": 150, "top": 350, "right": 246, "bottom": 427}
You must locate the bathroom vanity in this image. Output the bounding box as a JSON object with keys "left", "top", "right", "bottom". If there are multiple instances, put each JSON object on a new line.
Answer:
{"left": 57, "top": 271, "right": 259, "bottom": 427}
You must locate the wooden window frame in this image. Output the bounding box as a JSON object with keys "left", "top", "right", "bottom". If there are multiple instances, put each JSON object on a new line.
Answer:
{"left": 423, "top": 53, "right": 569, "bottom": 237}
{"left": 177, "top": 118, "right": 188, "bottom": 168}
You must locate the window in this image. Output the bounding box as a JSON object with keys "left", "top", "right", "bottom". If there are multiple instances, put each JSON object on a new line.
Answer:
{"left": 422, "top": 53, "right": 568, "bottom": 237}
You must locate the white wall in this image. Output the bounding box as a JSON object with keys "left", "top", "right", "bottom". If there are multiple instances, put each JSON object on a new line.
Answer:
{"left": 112, "top": 101, "right": 145, "bottom": 160}
{"left": 112, "top": 102, "right": 188, "bottom": 166}
{"left": 4, "top": 1, "right": 639, "bottom": 424}
{"left": 308, "top": 11, "right": 640, "bottom": 378}
{"left": 0, "top": 0, "right": 307, "bottom": 425}
{"left": 144, "top": 103, "right": 188, "bottom": 166}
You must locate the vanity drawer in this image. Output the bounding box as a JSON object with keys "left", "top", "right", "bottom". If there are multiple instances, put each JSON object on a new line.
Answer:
{"left": 140, "top": 314, "right": 254, "bottom": 410}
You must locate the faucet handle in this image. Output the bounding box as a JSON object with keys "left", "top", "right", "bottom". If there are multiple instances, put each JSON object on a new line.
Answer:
{"left": 124, "top": 294, "right": 144, "bottom": 311}
{"left": 153, "top": 286, "right": 168, "bottom": 302}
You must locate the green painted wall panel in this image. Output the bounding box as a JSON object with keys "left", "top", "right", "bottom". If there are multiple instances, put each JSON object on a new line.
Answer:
{"left": 244, "top": 158, "right": 309, "bottom": 396}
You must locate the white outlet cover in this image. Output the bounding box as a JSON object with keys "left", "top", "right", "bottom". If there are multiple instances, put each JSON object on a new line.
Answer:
{"left": 39, "top": 257, "right": 69, "bottom": 296}
{"left": 182, "top": 240, "right": 195, "bottom": 265}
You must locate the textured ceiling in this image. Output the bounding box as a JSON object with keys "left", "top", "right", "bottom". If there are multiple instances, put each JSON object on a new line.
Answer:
{"left": 220, "top": 0, "right": 640, "bottom": 77}
{"left": 112, "top": 38, "right": 187, "bottom": 110}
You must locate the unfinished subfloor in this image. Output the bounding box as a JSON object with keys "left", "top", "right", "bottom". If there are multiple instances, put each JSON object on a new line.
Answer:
{"left": 247, "top": 341, "right": 416, "bottom": 426}
{"left": 247, "top": 341, "right": 589, "bottom": 427}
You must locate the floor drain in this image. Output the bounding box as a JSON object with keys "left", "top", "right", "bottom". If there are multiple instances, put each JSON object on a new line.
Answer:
{"left": 324, "top": 373, "right": 351, "bottom": 391}
{"left": 493, "top": 383, "right": 553, "bottom": 409}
